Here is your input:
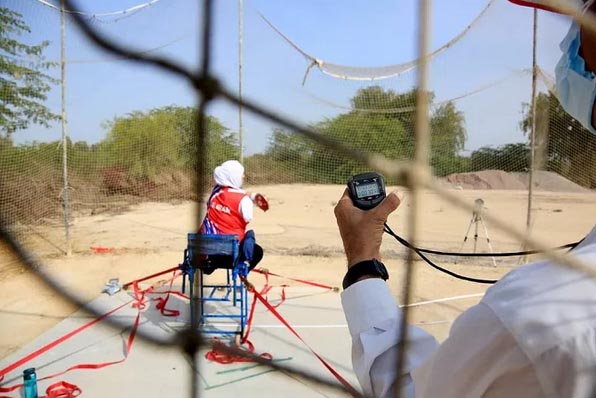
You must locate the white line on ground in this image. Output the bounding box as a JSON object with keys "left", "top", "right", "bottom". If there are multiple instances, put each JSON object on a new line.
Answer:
{"left": 401, "top": 293, "right": 484, "bottom": 307}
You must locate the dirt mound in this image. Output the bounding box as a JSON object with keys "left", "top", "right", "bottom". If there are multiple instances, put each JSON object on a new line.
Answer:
{"left": 443, "top": 170, "right": 526, "bottom": 190}
{"left": 443, "top": 170, "right": 589, "bottom": 192}
{"left": 513, "top": 171, "right": 589, "bottom": 193}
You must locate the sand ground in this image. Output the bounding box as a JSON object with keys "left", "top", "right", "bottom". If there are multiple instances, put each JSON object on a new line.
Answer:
{"left": 2, "top": 184, "right": 596, "bottom": 359}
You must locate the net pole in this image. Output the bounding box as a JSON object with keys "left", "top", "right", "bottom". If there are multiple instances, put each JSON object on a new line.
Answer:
{"left": 526, "top": 9, "right": 538, "bottom": 235}
{"left": 238, "top": 0, "right": 244, "bottom": 163}
{"left": 60, "top": 0, "right": 72, "bottom": 256}
{"left": 396, "top": 0, "right": 432, "bottom": 396}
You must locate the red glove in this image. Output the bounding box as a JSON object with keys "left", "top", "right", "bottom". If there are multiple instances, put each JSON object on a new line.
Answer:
{"left": 254, "top": 193, "right": 269, "bottom": 212}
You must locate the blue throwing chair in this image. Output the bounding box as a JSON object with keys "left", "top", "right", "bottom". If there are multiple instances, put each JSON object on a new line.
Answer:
{"left": 179, "top": 233, "right": 249, "bottom": 337}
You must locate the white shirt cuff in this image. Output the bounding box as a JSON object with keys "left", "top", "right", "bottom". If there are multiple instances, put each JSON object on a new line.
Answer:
{"left": 341, "top": 278, "right": 399, "bottom": 337}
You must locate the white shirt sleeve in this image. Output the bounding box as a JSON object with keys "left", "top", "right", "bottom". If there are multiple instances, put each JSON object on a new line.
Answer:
{"left": 342, "top": 279, "right": 542, "bottom": 398}
{"left": 239, "top": 195, "right": 253, "bottom": 223}
{"left": 341, "top": 279, "right": 438, "bottom": 398}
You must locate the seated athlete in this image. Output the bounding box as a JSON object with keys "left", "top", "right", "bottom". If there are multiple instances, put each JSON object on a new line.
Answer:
{"left": 199, "top": 160, "right": 268, "bottom": 274}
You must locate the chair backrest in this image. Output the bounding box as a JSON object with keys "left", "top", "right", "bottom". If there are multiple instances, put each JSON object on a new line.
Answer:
{"left": 187, "top": 233, "right": 239, "bottom": 259}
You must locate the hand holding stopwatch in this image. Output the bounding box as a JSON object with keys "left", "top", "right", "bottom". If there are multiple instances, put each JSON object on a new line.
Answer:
{"left": 347, "top": 172, "right": 386, "bottom": 210}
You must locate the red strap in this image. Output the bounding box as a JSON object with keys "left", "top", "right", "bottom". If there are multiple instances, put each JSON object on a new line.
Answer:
{"left": 252, "top": 268, "right": 336, "bottom": 290}
{"left": 253, "top": 272, "right": 287, "bottom": 309}
{"left": 205, "top": 338, "right": 272, "bottom": 365}
{"left": 0, "top": 300, "right": 131, "bottom": 381}
{"left": 45, "top": 381, "right": 81, "bottom": 398}
{"left": 0, "top": 267, "right": 184, "bottom": 398}
{"left": 240, "top": 274, "right": 284, "bottom": 343}
{"left": 0, "top": 307, "right": 141, "bottom": 394}
{"left": 154, "top": 270, "right": 182, "bottom": 317}
{"left": 122, "top": 265, "right": 179, "bottom": 289}
{"left": 244, "top": 277, "right": 360, "bottom": 397}
{"left": 0, "top": 272, "right": 162, "bottom": 395}
{"left": 0, "top": 380, "right": 82, "bottom": 398}
{"left": 241, "top": 289, "right": 259, "bottom": 344}
{"left": 146, "top": 290, "right": 189, "bottom": 299}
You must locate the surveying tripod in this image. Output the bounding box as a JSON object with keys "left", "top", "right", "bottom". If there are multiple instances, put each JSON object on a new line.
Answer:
{"left": 454, "top": 198, "right": 497, "bottom": 267}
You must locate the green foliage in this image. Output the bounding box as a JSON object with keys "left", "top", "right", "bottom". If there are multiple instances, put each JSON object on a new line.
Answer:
{"left": 244, "top": 153, "right": 305, "bottom": 184}
{"left": 100, "top": 106, "right": 237, "bottom": 180}
{"left": 470, "top": 143, "right": 529, "bottom": 172}
{"left": 520, "top": 92, "right": 596, "bottom": 187}
{"left": 0, "top": 7, "right": 59, "bottom": 138}
{"left": 263, "top": 86, "right": 468, "bottom": 183}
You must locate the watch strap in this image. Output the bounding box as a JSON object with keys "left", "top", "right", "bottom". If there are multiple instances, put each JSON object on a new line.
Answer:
{"left": 342, "top": 259, "right": 388, "bottom": 290}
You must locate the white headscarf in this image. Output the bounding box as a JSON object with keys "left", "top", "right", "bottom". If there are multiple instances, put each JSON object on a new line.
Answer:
{"left": 213, "top": 160, "right": 244, "bottom": 189}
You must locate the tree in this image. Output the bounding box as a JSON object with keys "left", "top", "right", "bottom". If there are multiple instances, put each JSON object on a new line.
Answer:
{"left": 520, "top": 92, "right": 596, "bottom": 187}
{"left": 265, "top": 86, "right": 468, "bottom": 182}
{"left": 430, "top": 101, "right": 468, "bottom": 176}
{"left": 470, "top": 143, "right": 529, "bottom": 172}
{"left": 0, "top": 7, "right": 58, "bottom": 139}
{"left": 100, "top": 106, "right": 237, "bottom": 180}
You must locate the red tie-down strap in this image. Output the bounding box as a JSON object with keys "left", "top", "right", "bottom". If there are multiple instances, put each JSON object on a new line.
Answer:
{"left": 0, "top": 269, "right": 183, "bottom": 398}
{"left": 151, "top": 270, "right": 183, "bottom": 317}
{"left": 0, "top": 302, "right": 142, "bottom": 398}
{"left": 205, "top": 338, "right": 273, "bottom": 365}
{"left": 205, "top": 269, "right": 332, "bottom": 365}
{"left": 0, "top": 380, "right": 81, "bottom": 398}
{"left": 239, "top": 273, "right": 288, "bottom": 344}
{"left": 205, "top": 275, "right": 275, "bottom": 363}
{"left": 131, "top": 269, "right": 183, "bottom": 316}
{"left": 251, "top": 271, "right": 288, "bottom": 309}
{"left": 0, "top": 299, "right": 132, "bottom": 384}
{"left": 241, "top": 276, "right": 361, "bottom": 398}
{"left": 0, "top": 301, "right": 141, "bottom": 398}
{"left": 252, "top": 268, "right": 338, "bottom": 291}
{"left": 122, "top": 265, "right": 180, "bottom": 289}
{"left": 44, "top": 381, "right": 81, "bottom": 398}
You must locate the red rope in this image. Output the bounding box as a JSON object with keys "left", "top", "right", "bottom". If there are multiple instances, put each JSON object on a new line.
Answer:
{"left": 243, "top": 276, "right": 360, "bottom": 397}
{"left": 45, "top": 381, "right": 81, "bottom": 398}
{"left": 252, "top": 268, "right": 337, "bottom": 290}
{"left": 154, "top": 271, "right": 183, "bottom": 317}
{"left": 122, "top": 265, "right": 179, "bottom": 289}
{"left": 0, "top": 268, "right": 183, "bottom": 398}
{"left": 205, "top": 338, "right": 272, "bottom": 365}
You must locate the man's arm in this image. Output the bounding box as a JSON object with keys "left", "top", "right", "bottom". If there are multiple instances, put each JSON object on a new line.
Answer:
{"left": 342, "top": 279, "right": 438, "bottom": 398}
{"left": 334, "top": 188, "right": 541, "bottom": 397}
{"left": 335, "top": 190, "right": 439, "bottom": 397}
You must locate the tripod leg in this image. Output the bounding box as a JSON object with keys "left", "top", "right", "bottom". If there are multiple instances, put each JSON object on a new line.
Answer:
{"left": 454, "top": 216, "right": 475, "bottom": 264}
{"left": 473, "top": 215, "right": 479, "bottom": 254}
{"left": 479, "top": 217, "right": 497, "bottom": 267}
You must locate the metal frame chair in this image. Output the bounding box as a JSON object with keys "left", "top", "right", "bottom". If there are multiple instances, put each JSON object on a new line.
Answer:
{"left": 179, "top": 233, "right": 249, "bottom": 337}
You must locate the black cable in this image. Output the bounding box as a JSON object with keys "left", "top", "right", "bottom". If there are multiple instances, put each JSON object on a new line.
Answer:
{"left": 383, "top": 224, "right": 498, "bottom": 284}
{"left": 393, "top": 227, "right": 581, "bottom": 257}
{"left": 383, "top": 223, "right": 581, "bottom": 285}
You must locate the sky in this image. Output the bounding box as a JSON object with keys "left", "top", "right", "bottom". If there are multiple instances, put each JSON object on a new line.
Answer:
{"left": 7, "top": 0, "right": 572, "bottom": 155}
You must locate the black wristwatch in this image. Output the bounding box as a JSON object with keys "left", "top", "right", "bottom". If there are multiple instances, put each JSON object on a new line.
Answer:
{"left": 342, "top": 259, "right": 389, "bottom": 290}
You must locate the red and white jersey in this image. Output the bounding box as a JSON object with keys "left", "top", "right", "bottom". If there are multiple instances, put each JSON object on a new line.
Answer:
{"left": 201, "top": 186, "right": 253, "bottom": 241}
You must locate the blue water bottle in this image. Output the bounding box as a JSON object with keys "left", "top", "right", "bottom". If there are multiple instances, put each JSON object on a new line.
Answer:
{"left": 22, "top": 368, "right": 38, "bottom": 398}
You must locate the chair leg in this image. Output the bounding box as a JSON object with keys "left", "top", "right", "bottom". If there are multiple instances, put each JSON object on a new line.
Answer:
{"left": 198, "top": 270, "right": 205, "bottom": 330}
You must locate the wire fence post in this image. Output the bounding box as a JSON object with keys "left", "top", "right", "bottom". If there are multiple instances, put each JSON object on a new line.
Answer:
{"left": 60, "top": 0, "right": 71, "bottom": 256}
{"left": 526, "top": 8, "right": 538, "bottom": 232}
{"left": 395, "top": 0, "right": 432, "bottom": 396}
{"left": 238, "top": 0, "right": 244, "bottom": 164}
{"left": 521, "top": 8, "right": 538, "bottom": 263}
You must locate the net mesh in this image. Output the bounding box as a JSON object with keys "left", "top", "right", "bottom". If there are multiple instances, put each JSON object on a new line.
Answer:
{"left": 1, "top": 0, "right": 596, "bottom": 383}
{"left": 1, "top": 0, "right": 592, "bottom": 256}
